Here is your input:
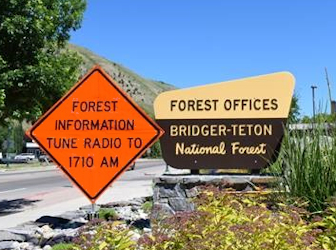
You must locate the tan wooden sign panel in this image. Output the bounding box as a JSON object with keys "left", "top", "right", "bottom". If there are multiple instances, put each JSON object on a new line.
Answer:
{"left": 27, "top": 66, "right": 164, "bottom": 202}
{"left": 154, "top": 72, "right": 295, "bottom": 170}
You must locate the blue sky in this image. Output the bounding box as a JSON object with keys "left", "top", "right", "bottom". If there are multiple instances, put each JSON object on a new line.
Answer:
{"left": 70, "top": 0, "right": 336, "bottom": 117}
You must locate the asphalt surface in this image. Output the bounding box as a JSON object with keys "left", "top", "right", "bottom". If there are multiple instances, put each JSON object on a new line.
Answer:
{"left": 0, "top": 160, "right": 164, "bottom": 200}
{"left": 0, "top": 159, "right": 166, "bottom": 228}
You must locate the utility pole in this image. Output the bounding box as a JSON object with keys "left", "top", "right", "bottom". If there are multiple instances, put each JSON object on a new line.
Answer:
{"left": 311, "top": 85, "right": 317, "bottom": 126}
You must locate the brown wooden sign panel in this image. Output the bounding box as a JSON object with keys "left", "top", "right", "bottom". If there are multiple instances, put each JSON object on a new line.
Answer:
{"left": 154, "top": 72, "right": 295, "bottom": 170}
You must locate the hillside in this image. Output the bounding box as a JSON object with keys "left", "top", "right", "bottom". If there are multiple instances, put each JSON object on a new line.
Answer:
{"left": 68, "top": 44, "right": 175, "bottom": 116}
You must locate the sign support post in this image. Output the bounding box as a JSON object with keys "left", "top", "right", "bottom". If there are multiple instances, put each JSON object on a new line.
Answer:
{"left": 87, "top": 203, "right": 98, "bottom": 221}
{"left": 191, "top": 169, "right": 200, "bottom": 175}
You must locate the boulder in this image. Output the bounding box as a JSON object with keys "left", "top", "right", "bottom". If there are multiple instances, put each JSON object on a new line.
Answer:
{"left": 151, "top": 203, "right": 175, "bottom": 220}
{"left": 0, "top": 231, "right": 25, "bottom": 242}
{"left": 0, "top": 241, "right": 20, "bottom": 250}
{"left": 168, "top": 198, "right": 194, "bottom": 212}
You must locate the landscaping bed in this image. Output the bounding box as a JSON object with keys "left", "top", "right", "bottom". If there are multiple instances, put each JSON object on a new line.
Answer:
{"left": 1, "top": 186, "right": 336, "bottom": 250}
{"left": 48, "top": 187, "right": 336, "bottom": 250}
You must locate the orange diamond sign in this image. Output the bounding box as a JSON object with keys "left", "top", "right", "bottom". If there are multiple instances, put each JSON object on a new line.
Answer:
{"left": 27, "top": 66, "right": 164, "bottom": 202}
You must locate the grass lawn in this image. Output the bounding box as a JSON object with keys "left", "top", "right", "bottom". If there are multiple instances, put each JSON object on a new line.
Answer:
{"left": 0, "top": 161, "right": 51, "bottom": 171}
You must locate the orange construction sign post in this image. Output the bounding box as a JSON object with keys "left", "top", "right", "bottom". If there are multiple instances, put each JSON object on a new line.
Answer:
{"left": 27, "top": 66, "right": 164, "bottom": 203}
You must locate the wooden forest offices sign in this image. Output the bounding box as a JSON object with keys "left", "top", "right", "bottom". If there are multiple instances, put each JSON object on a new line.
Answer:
{"left": 27, "top": 66, "right": 163, "bottom": 202}
{"left": 154, "top": 72, "right": 295, "bottom": 170}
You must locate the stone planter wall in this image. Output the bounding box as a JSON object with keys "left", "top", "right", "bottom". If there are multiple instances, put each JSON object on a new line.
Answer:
{"left": 152, "top": 175, "right": 277, "bottom": 219}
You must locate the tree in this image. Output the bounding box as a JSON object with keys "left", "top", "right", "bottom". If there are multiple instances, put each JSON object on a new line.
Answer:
{"left": 300, "top": 113, "right": 336, "bottom": 123}
{"left": 288, "top": 94, "right": 300, "bottom": 123}
{"left": 301, "top": 115, "right": 311, "bottom": 123}
{"left": 0, "top": 0, "right": 86, "bottom": 123}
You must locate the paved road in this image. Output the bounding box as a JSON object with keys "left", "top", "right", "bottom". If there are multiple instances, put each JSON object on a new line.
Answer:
{"left": 0, "top": 159, "right": 166, "bottom": 229}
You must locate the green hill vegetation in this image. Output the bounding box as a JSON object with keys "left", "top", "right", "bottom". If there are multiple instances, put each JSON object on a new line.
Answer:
{"left": 68, "top": 44, "right": 175, "bottom": 116}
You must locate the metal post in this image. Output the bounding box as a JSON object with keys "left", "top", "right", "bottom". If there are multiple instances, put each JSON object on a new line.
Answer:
{"left": 311, "top": 85, "right": 317, "bottom": 127}
{"left": 191, "top": 169, "right": 200, "bottom": 175}
{"left": 88, "top": 202, "right": 98, "bottom": 221}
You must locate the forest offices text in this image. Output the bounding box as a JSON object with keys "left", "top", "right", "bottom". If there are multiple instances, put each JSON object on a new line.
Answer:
{"left": 170, "top": 98, "right": 278, "bottom": 112}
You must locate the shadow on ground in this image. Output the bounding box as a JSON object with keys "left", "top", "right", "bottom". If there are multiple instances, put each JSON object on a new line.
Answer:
{"left": 36, "top": 216, "right": 85, "bottom": 229}
{"left": 0, "top": 199, "right": 40, "bottom": 216}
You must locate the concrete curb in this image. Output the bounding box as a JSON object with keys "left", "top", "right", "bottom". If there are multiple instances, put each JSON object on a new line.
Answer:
{"left": 0, "top": 165, "right": 58, "bottom": 175}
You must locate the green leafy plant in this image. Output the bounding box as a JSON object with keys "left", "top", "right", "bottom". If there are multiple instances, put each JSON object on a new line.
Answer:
{"left": 142, "top": 201, "right": 153, "bottom": 213}
{"left": 149, "top": 142, "right": 162, "bottom": 158}
{"left": 98, "top": 208, "right": 118, "bottom": 221}
{"left": 315, "top": 205, "right": 336, "bottom": 249}
{"left": 140, "top": 186, "right": 324, "bottom": 250}
{"left": 51, "top": 243, "right": 75, "bottom": 250}
{"left": 72, "top": 221, "right": 136, "bottom": 250}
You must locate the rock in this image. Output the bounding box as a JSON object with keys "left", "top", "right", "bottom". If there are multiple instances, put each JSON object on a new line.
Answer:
{"left": 138, "top": 210, "right": 148, "bottom": 220}
{"left": 0, "top": 241, "right": 20, "bottom": 250}
{"left": 36, "top": 225, "right": 54, "bottom": 246}
{"left": 114, "top": 206, "right": 130, "bottom": 219}
{"left": 18, "top": 242, "right": 33, "bottom": 250}
{"left": 242, "top": 185, "right": 254, "bottom": 192}
{"left": 185, "top": 187, "right": 199, "bottom": 198}
{"left": 72, "top": 217, "right": 87, "bottom": 224}
{"left": 36, "top": 226, "right": 78, "bottom": 247}
{"left": 42, "top": 246, "right": 51, "bottom": 250}
{"left": 58, "top": 228, "right": 77, "bottom": 238}
{"left": 46, "top": 228, "right": 77, "bottom": 245}
{"left": 151, "top": 203, "right": 175, "bottom": 220}
{"left": 128, "top": 231, "right": 140, "bottom": 242}
{"left": 158, "top": 184, "right": 185, "bottom": 198}
{"left": 182, "top": 177, "right": 202, "bottom": 185}
{"left": 8, "top": 223, "right": 45, "bottom": 245}
{"left": 159, "top": 185, "right": 174, "bottom": 198}
{"left": 46, "top": 231, "right": 66, "bottom": 245}
{"left": 27, "top": 236, "right": 39, "bottom": 246}
{"left": 104, "top": 197, "right": 146, "bottom": 207}
{"left": 39, "top": 225, "right": 54, "bottom": 239}
{"left": 114, "top": 205, "right": 148, "bottom": 221}
{"left": 6, "top": 222, "right": 40, "bottom": 237}
{"left": 128, "top": 197, "right": 146, "bottom": 206}
{"left": 0, "top": 230, "right": 25, "bottom": 242}
{"left": 58, "top": 210, "right": 86, "bottom": 221}
{"left": 159, "top": 198, "right": 169, "bottom": 204}
{"left": 168, "top": 198, "right": 194, "bottom": 212}
{"left": 153, "top": 187, "right": 160, "bottom": 201}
